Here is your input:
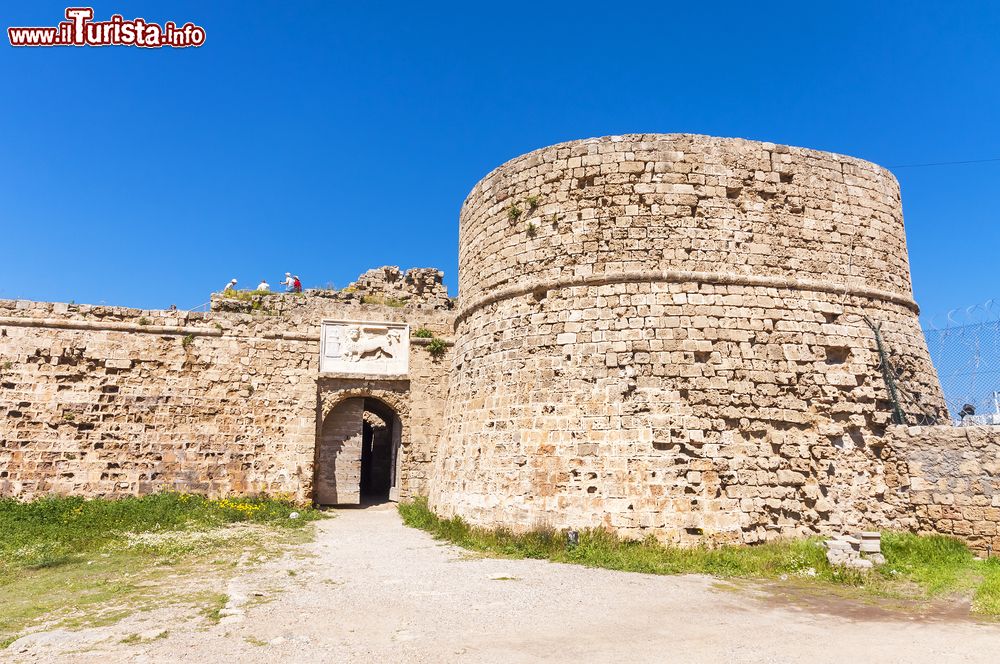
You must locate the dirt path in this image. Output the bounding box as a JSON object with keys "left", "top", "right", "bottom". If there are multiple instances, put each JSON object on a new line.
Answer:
{"left": 8, "top": 504, "right": 1000, "bottom": 663}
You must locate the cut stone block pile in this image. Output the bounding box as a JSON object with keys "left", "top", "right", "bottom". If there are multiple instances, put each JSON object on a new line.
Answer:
{"left": 824, "top": 532, "right": 884, "bottom": 570}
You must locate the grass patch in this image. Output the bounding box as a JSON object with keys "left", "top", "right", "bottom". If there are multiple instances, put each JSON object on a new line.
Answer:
{"left": 360, "top": 294, "right": 406, "bottom": 307}
{"left": 974, "top": 559, "right": 1000, "bottom": 614}
{"left": 0, "top": 493, "right": 320, "bottom": 574}
{"left": 201, "top": 593, "right": 229, "bottom": 624}
{"left": 0, "top": 493, "right": 323, "bottom": 645}
{"left": 218, "top": 289, "right": 271, "bottom": 301}
{"left": 398, "top": 498, "right": 1000, "bottom": 617}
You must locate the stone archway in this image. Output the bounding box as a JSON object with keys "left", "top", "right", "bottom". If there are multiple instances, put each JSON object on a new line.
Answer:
{"left": 315, "top": 395, "right": 403, "bottom": 505}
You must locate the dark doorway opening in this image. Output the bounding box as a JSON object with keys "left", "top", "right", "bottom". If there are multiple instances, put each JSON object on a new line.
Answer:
{"left": 359, "top": 398, "right": 396, "bottom": 502}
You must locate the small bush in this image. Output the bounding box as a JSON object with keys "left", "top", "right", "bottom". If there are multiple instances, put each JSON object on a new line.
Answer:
{"left": 137, "top": 317, "right": 150, "bottom": 326}
{"left": 525, "top": 195, "right": 540, "bottom": 210}
{"left": 426, "top": 337, "right": 447, "bottom": 358}
{"left": 181, "top": 334, "right": 195, "bottom": 348}
{"left": 413, "top": 327, "right": 434, "bottom": 338}
{"left": 526, "top": 222, "right": 538, "bottom": 238}
{"left": 507, "top": 204, "right": 522, "bottom": 222}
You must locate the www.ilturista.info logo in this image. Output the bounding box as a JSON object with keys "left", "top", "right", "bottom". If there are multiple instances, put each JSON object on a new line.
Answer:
{"left": 8, "top": 7, "right": 206, "bottom": 48}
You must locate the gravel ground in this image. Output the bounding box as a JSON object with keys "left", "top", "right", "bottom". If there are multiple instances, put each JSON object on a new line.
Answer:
{"left": 7, "top": 504, "right": 1000, "bottom": 663}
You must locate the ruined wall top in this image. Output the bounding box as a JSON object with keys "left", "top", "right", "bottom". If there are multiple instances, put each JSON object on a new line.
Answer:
{"left": 211, "top": 266, "right": 453, "bottom": 316}
{"left": 349, "top": 267, "right": 450, "bottom": 308}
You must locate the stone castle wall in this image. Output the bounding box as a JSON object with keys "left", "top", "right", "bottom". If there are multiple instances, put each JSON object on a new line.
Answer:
{"left": 0, "top": 287, "right": 453, "bottom": 502}
{"left": 2, "top": 133, "right": 995, "bottom": 555}
{"left": 887, "top": 424, "right": 1000, "bottom": 553}
{"left": 430, "top": 134, "right": 947, "bottom": 545}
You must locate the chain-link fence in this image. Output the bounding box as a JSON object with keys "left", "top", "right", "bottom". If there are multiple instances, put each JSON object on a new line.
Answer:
{"left": 922, "top": 315, "right": 1000, "bottom": 426}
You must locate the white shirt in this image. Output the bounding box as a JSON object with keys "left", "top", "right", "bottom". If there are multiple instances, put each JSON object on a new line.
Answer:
{"left": 257, "top": 281, "right": 270, "bottom": 292}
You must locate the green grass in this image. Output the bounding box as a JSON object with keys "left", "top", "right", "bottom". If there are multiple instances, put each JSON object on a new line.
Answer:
{"left": 0, "top": 494, "right": 323, "bottom": 646}
{"left": 218, "top": 289, "right": 271, "bottom": 301}
{"left": 974, "top": 559, "right": 1000, "bottom": 614}
{"left": 0, "top": 493, "right": 320, "bottom": 576}
{"left": 426, "top": 337, "right": 448, "bottom": 358}
{"left": 201, "top": 592, "right": 229, "bottom": 624}
{"left": 360, "top": 294, "right": 406, "bottom": 307}
{"left": 398, "top": 498, "right": 1000, "bottom": 617}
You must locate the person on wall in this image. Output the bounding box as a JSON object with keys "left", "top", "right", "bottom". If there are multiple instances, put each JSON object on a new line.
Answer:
{"left": 292, "top": 275, "right": 302, "bottom": 293}
{"left": 280, "top": 272, "right": 296, "bottom": 291}
{"left": 256, "top": 279, "right": 270, "bottom": 292}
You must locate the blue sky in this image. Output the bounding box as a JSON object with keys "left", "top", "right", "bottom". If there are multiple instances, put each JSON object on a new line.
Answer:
{"left": 1, "top": 1, "right": 998, "bottom": 323}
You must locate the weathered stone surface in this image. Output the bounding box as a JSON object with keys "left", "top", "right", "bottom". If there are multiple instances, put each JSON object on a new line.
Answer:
{"left": 428, "top": 134, "right": 948, "bottom": 547}
{"left": 824, "top": 532, "right": 883, "bottom": 569}
{"left": 1, "top": 134, "right": 997, "bottom": 556}
{"left": 0, "top": 279, "right": 454, "bottom": 502}
{"left": 888, "top": 424, "right": 1000, "bottom": 553}
{"left": 320, "top": 320, "right": 409, "bottom": 376}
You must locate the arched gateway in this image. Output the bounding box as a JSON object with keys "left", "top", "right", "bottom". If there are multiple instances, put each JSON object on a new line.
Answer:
{"left": 315, "top": 397, "right": 402, "bottom": 505}
{"left": 314, "top": 318, "right": 412, "bottom": 506}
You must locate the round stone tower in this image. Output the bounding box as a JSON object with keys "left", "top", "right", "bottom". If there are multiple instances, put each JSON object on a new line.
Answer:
{"left": 430, "top": 134, "right": 945, "bottom": 545}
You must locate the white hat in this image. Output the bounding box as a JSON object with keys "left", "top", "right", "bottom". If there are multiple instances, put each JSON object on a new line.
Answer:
{"left": 230, "top": 278, "right": 238, "bottom": 283}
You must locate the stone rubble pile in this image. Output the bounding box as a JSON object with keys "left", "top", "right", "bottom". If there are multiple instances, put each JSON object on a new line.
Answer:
{"left": 210, "top": 266, "right": 454, "bottom": 314}
{"left": 824, "top": 532, "right": 884, "bottom": 570}
{"left": 348, "top": 266, "right": 451, "bottom": 309}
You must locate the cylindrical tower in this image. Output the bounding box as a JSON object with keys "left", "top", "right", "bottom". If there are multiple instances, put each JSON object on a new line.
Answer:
{"left": 430, "top": 134, "right": 945, "bottom": 545}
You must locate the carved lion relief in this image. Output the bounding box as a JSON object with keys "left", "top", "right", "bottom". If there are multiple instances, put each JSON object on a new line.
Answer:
{"left": 320, "top": 320, "right": 409, "bottom": 375}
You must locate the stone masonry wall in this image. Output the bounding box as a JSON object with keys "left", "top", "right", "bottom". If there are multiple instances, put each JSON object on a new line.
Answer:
{"left": 887, "top": 424, "right": 1000, "bottom": 553}
{"left": 431, "top": 134, "right": 946, "bottom": 546}
{"left": 0, "top": 292, "right": 453, "bottom": 502}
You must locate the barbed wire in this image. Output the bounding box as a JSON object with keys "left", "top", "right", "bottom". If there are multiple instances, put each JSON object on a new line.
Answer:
{"left": 920, "top": 311, "right": 1000, "bottom": 426}
{"left": 921, "top": 298, "right": 1000, "bottom": 331}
